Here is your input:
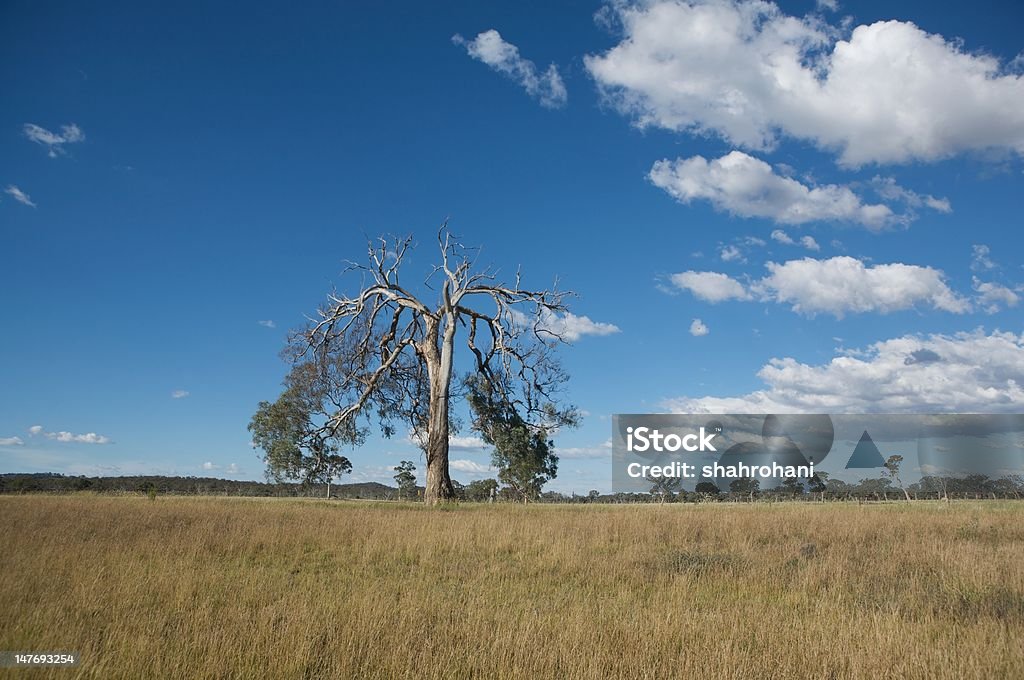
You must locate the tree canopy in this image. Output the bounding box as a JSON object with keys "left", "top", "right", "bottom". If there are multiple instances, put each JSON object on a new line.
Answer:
{"left": 286, "top": 228, "right": 578, "bottom": 504}
{"left": 248, "top": 362, "right": 360, "bottom": 493}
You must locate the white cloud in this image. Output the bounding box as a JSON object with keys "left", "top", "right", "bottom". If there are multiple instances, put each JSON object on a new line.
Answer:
{"left": 871, "top": 176, "right": 951, "bottom": 213}
{"left": 28, "top": 425, "right": 112, "bottom": 444}
{"left": 971, "top": 244, "right": 996, "bottom": 271}
{"left": 649, "top": 152, "right": 895, "bottom": 229}
{"left": 406, "top": 432, "right": 488, "bottom": 451}
{"left": 171, "top": 389, "right": 190, "bottom": 399}
{"left": 201, "top": 461, "right": 240, "bottom": 475}
{"left": 816, "top": 0, "right": 839, "bottom": 11}
{"left": 257, "top": 320, "right": 276, "bottom": 329}
{"left": 586, "top": 0, "right": 1024, "bottom": 166}
{"left": 973, "top": 277, "right": 1020, "bottom": 314}
{"left": 774, "top": 230, "right": 821, "bottom": 251}
{"left": 453, "top": 30, "right": 567, "bottom": 108}
{"left": 689, "top": 318, "right": 709, "bottom": 336}
{"left": 800, "top": 236, "right": 821, "bottom": 251}
{"left": 23, "top": 123, "right": 85, "bottom": 157}
{"left": 517, "top": 309, "right": 621, "bottom": 341}
{"left": 672, "top": 256, "right": 970, "bottom": 317}
{"left": 48, "top": 432, "right": 111, "bottom": 444}
{"left": 559, "top": 439, "right": 613, "bottom": 459}
{"left": 771, "top": 229, "right": 796, "bottom": 245}
{"left": 665, "top": 329, "right": 1024, "bottom": 413}
{"left": 449, "top": 435, "right": 487, "bottom": 450}
{"left": 0, "top": 436, "right": 24, "bottom": 446}
{"left": 450, "top": 459, "right": 492, "bottom": 475}
{"left": 719, "top": 245, "right": 743, "bottom": 262}
{"left": 670, "top": 271, "right": 750, "bottom": 303}
{"left": 5, "top": 185, "right": 36, "bottom": 208}
{"left": 755, "top": 257, "right": 970, "bottom": 316}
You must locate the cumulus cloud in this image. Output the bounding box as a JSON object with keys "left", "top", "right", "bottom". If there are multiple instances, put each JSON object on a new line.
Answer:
{"left": 689, "top": 318, "right": 710, "bottom": 336}
{"left": 5, "top": 185, "right": 36, "bottom": 208}
{"left": 771, "top": 229, "right": 796, "bottom": 245}
{"left": 649, "top": 152, "right": 895, "bottom": 229}
{"left": 800, "top": 236, "right": 821, "bottom": 251}
{"left": 449, "top": 435, "right": 487, "bottom": 450}
{"left": 664, "top": 329, "right": 1024, "bottom": 413}
{"left": 904, "top": 349, "right": 941, "bottom": 365}
{"left": 971, "top": 244, "right": 997, "bottom": 271}
{"left": 755, "top": 257, "right": 970, "bottom": 316}
{"left": 257, "top": 320, "right": 276, "bottom": 329}
{"left": 586, "top": 0, "right": 1024, "bottom": 166}
{"left": 515, "top": 309, "right": 621, "bottom": 341}
{"left": 713, "top": 236, "right": 765, "bottom": 263}
{"left": 202, "top": 461, "right": 241, "bottom": 475}
{"left": 670, "top": 271, "right": 751, "bottom": 303}
{"left": 27, "top": 424, "right": 111, "bottom": 444}
{"left": 23, "top": 123, "right": 85, "bottom": 157}
{"left": 49, "top": 431, "right": 111, "bottom": 444}
{"left": 171, "top": 389, "right": 190, "bottom": 399}
{"left": 559, "top": 439, "right": 613, "bottom": 459}
{"left": 671, "top": 256, "right": 970, "bottom": 317}
{"left": 771, "top": 230, "right": 822, "bottom": 252}
{"left": 871, "top": 176, "right": 951, "bottom": 213}
{"left": 453, "top": 30, "right": 567, "bottom": 108}
{"left": 0, "top": 436, "right": 24, "bottom": 446}
{"left": 450, "top": 459, "right": 492, "bottom": 475}
{"left": 406, "top": 432, "right": 487, "bottom": 451}
{"left": 719, "top": 245, "right": 743, "bottom": 262}
{"left": 973, "top": 277, "right": 1020, "bottom": 314}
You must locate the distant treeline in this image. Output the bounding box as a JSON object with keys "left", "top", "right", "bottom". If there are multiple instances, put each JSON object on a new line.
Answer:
{"left": 0, "top": 473, "right": 397, "bottom": 499}
{"left": 2, "top": 472, "right": 1022, "bottom": 502}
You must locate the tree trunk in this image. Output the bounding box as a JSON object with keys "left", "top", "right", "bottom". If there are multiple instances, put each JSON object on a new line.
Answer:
{"left": 422, "top": 316, "right": 456, "bottom": 505}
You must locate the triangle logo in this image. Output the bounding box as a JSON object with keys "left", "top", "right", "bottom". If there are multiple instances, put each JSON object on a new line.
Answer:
{"left": 845, "top": 430, "right": 886, "bottom": 468}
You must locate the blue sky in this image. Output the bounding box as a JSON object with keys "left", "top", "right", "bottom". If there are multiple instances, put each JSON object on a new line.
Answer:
{"left": 2, "top": 0, "right": 1023, "bottom": 493}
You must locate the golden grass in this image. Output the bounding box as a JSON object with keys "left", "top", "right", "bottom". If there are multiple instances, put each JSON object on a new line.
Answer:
{"left": 1, "top": 496, "right": 1023, "bottom": 679}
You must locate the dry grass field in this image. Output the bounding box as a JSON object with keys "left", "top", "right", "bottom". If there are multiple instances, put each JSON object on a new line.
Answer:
{"left": 1, "top": 496, "right": 1023, "bottom": 679}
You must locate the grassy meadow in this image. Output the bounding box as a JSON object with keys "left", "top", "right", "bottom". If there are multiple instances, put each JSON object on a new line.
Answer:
{"left": 1, "top": 496, "right": 1023, "bottom": 678}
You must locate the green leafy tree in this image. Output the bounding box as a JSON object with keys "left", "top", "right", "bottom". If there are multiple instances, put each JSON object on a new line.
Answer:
{"left": 465, "top": 375, "right": 578, "bottom": 503}
{"left": 249, "top": 363, "right": 358, "bottom": 498}
{"left": 450, "top": 479, "right": 466, "bottom": 500}
{"left": 729, "top": 476, "right": 760, "bottom": 500}
{"left": 778, "top": 475, "right": 804, "bottom": 497}
{"left": 884, "top": 454, "right": 912, "bottom": 501}
{"left": 694, "top": 481, "right": 720, "bottom": 499}
{"left": 807, "top": 471, "right": 829, "bottom": 500}
{"left": 826, "top": 478, "right": 852, "bottom": 495}
{"left": 649, "top": 475, "right": 682, "bottom": 503}
{"left": 288, "top": 230, "right": 577, "bottom": 505}
{"left": 854, "top": 477, "right": 893, "bottom": 498}
{"left": 394, "top": 460, "right": 418, "bottom": 500}
{"left": 464, "top": 478, "right": 498, "bottom": 502}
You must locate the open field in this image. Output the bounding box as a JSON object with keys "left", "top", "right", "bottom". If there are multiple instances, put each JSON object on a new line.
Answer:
{"left": 1, "top": 497, "right": 1023, "bottom": 678}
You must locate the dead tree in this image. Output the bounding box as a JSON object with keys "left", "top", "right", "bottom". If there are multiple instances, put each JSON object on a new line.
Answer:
{"left": 295, "top": 228, "right": 577, "bottom": 505}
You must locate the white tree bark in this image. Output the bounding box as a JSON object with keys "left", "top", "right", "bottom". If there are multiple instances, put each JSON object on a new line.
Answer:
{"left": 300, "top": 228, "right": 573, "bottom": 505}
